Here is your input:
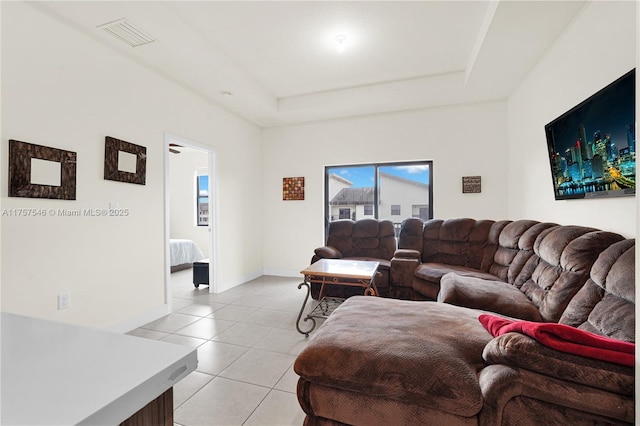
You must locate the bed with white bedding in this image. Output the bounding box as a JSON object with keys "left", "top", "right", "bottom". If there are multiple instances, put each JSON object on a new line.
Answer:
{"left": 170, "top": 239, "right": 205, "bottom": 271}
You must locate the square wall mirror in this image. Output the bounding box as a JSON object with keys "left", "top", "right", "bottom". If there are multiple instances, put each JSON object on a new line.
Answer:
{"left": 104, "top": 136, "right": 146, "bottom": 185}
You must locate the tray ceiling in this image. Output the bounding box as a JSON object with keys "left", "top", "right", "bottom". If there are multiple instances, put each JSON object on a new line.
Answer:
{"left": 33, "top": 1, "right": 586, "bottom": 127}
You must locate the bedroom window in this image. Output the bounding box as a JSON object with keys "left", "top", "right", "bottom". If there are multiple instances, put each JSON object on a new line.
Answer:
{"left": 197, "top": 175, "right": 209, "bottom": 226}
{"left": 324, "top": 161, "right": 433, "bottom": 237}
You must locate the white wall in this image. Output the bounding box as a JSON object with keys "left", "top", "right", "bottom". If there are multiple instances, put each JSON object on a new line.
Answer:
{"left": 262, "top": 101, "right": 509, "bottom": 276}
{"left": 169, "top": 149, "right": 210, "bottom": 259}
{"left": 507, "top": 1, "right": 637, "bottom": 238}
{"left": 0, "top": 2, "right": 263, "bottom": 329}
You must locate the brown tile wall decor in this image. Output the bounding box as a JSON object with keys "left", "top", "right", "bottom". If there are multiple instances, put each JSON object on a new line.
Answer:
{"left": 283, "top": 177, "right": 304, "bottom": 200}
{"left": 104, "top": 136, "right": 146, "bottom": 185}
{"left": 8, "top": 139, "right": 77, "bottom": 200}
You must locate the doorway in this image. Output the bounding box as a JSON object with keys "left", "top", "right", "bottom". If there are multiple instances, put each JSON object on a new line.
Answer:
{"left": 164, "top": 133, "right": 218, "bottom": 310}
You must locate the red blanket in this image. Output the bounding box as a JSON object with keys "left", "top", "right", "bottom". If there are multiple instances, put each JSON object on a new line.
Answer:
{"left": 479, "top": 314, "right": 635, "bottom": 367}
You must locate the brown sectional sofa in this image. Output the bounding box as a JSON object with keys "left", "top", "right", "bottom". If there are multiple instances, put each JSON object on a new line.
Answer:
{"left": 389, "top": 218, "right": 624, "bottom": 305}
{"left": 296, "top": 218, "right": 635, "bottom": 425}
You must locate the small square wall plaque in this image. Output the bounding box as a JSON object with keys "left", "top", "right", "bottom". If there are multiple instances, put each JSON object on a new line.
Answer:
{"left": 283, "top": 177, "right": 304, "bottom": 200}
{"left": 462, "top": 176, "right": 481, "bottom": 193}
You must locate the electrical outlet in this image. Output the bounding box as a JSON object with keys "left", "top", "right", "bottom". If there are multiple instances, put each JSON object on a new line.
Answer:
{"left": 57, "top": 293, "right": 70, "bottom": 310}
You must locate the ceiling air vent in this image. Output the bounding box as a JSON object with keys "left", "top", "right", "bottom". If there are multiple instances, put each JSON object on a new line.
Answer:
{"left": 98, "top": 19, "right": 156, "bottom": 48}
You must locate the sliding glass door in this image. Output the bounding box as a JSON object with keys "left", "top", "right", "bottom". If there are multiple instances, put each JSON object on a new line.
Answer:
{"left": 325, "top": 161, "right": 432, "bottom": 237}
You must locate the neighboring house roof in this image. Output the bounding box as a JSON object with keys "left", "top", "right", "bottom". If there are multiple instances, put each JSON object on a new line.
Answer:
{"left": 329, "top": 172, "right": 427, "bottom": 205}
{"left": 330, "top": 187, "right": 374, "bottom": 205}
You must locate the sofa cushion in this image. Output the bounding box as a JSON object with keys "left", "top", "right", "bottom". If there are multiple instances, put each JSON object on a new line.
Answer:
{"left": 294, "top": 296, "right": 493, "bottom": 417}
{"left": 397, "top": 217, "right": 425, "bottom": 252}
{"left": 488, "top": 220, "right": 541, "bottom": 281}
{"left": 352, "top": 219, "right": 383, "bottom": 250}
{"left": 412, "top": 263, "right": 503, "bottom": 300}
{"left": 515, "top": 227, "right": 624, "bottom": 322}
{"left": 414, "top": 262, "right": 501, "bottom": 284}
{"left": 352, "top": 218, "right": 386, "bottom": 238}
{"left": 420, "top": 218, "right": 496, "bottom": 270}
{"left": 327, "top": 219, "right": 354, "bottom": 237}
{"left": 334, "top": 219, "right": 396, "bottom": 260}
{"left": 489, "top": 221, "right": 558, "bottom": 282}
{"left": 559, "top": 239, "right": 635, "bottom": 342}
{"left": 438, "top": 273, "right": 543, "bottom": 321}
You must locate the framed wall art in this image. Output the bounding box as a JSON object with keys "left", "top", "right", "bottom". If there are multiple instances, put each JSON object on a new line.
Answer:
{"left": 283, "top": 177, "right": 304, "bottom": 200}
{"left": 462, "top": 176, "right": 481, "bottom": 193}
{"left": 104, "top": 136, "right": 147, "bottom": 185}
{"left": 8, "top": 139, "right": 77, "bottom": 200}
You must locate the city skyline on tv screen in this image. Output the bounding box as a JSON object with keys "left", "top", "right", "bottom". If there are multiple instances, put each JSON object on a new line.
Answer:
{"left": 545, "top": 69, "right": 635, "bottom": 200}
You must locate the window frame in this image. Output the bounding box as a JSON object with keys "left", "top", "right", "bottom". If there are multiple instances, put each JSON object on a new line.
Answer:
{"left": 324, "top": 160, "right": 433, "bottom": 238}
{"left": 196, "top": 174, "right": 209, "bottom": 227}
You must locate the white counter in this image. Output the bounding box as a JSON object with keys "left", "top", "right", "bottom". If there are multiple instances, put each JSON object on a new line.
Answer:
{"left": 1, "top": 312, "right": 197, "bottom": 425}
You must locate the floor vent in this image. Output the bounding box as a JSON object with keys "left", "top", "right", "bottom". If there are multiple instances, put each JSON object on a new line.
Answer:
{"left": 98, "top": 19, "right": 156, "bottom": 48}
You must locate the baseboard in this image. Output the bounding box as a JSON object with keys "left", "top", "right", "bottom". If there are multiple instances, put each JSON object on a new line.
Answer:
{"left": 262, "top": 268, "right": 300, "bottom": 278}
{"left": 108, "top": 304, "right": 170, "bottom": 334}
{"left": 215, "top": 269, "right": 263, "bottom": 293}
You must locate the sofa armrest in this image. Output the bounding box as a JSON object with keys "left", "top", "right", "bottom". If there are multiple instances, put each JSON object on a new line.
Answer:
{"left": 478, "top": 364, "right": 634, "bottom": 426}
{"left": 314, "top": 246, "right": 343, "bottom": 259}
{"left": 390, "top": 251, "right": 421, "bottom": 289}
{"left": 482, "top": 332, "right": 634, "bottom": 395}
{"left": 393, "top": 248, "right": 421, "bottom": 259}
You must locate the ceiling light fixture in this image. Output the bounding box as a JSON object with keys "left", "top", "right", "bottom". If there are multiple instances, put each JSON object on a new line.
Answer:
{"left": 335, "top": 35, "right": 347, "bottom": 53}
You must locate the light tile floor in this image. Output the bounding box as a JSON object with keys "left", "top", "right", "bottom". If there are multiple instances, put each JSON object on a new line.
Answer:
{"left": 127, "top": 270, "right": 321, "bottom": 426}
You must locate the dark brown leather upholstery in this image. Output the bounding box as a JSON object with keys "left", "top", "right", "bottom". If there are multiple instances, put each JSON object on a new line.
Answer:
{"left": 391, "top": 218, "right": 556, "bottom": 300}
{"left": 297, "top": 221, "right": 634, "bottom": 425}
{"left": 559, "top": 238, "right": 635, "bottom": 340}
{"left": 439, "top": 226, "right": 625, "bottom": 322}
{"left": 478, "top": 239, "right": 635, "bottom": 425}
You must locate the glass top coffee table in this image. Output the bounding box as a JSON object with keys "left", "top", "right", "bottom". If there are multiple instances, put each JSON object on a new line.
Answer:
{"left": 296, "top": 259, "right": 380, "bottom": 337}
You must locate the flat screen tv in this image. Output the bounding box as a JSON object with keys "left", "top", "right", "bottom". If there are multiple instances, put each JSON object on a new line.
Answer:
{"left": 545, "top": 69, "right": 635, "bottom": 200}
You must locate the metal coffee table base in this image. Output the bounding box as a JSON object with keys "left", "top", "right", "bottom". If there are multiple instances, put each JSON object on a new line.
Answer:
{"left": 296, "top": 282, "right": 345, "bottom": 337}
{"left": 296, "top": 259, "right": 380, "bottom": 337}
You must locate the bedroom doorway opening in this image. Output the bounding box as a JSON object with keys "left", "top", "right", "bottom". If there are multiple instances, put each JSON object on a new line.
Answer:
{"left": 164, "top": 133, "right": 218, "bottom": 309}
